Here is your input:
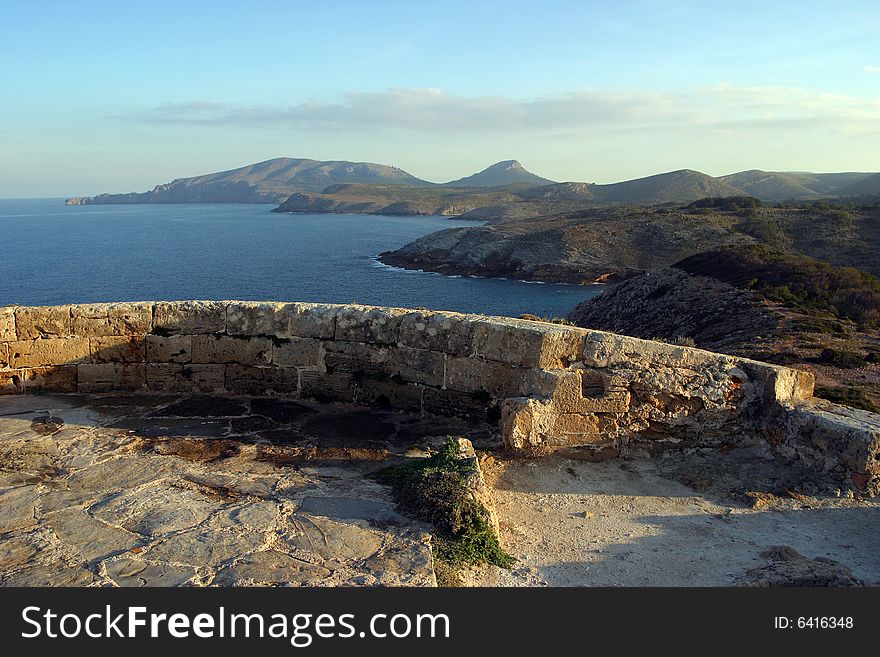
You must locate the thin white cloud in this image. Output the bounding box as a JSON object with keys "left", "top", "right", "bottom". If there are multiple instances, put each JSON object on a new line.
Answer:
{"left": 866, "top": 65, "right": 880, "bottom": 75}
{"left": 134, "top": 85, "right": 880, "bottom": 138}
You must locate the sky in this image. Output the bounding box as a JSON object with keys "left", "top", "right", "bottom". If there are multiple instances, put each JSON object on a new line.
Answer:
{"left": 1, "top": 0, "right": 879, "bottom": 197}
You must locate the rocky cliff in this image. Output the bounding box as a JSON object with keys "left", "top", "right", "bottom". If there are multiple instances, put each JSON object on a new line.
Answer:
{"left": 379, "top": 207, "right": 753, "bottom": 283}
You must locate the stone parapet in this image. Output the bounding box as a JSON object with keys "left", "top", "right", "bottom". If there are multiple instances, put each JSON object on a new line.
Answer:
{"left": 1, "top": 301, "right": 876, "bottom": 492}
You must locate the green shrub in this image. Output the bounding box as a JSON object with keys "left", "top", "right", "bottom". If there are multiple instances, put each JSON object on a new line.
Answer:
{"left": 368, "top": 438, "right": 514, "bottom": 585}
{"left": 814, "top": 348, "right": 869, "bottom": 369}
{"left": 755, "top": 351, "right": 802, "bottom": 366}
{"left": 674, "top": 244, "right": 880, "bottom": 328}
{"left": 687, "top": 196, "right": 762, "bottom": 211}
{"left": 815, "top": 386, "right": 878, "bottom": 413}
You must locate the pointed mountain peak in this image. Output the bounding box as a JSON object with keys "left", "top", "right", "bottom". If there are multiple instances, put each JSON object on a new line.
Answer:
{"left": 446, "top": 160, "right": 554, "bottom": 188}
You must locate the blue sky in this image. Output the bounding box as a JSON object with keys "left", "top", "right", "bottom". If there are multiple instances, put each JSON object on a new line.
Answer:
{"left": 2, "top": 0, "right": 879, "bottom": 196}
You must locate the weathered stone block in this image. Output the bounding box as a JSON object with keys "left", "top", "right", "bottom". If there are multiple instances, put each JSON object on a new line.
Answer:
{"left": 357, "top": 377, "right": 424, "bottom": 412}
{"left": 90, "top": 336, "right": 145, "bottom": 363}
{"left": 582, "top": 330, "right": 742, "bottom": 372}
{"left": 334, "top": 305, "right": 406, "bottom": 344}
{"left": 551, "top": 412, "right": 602, "bottom": 435}
{"left": 145, "top": 335, "right": 192, "bottom": 363}
{"left": 225, "top": 365, "right": 298, "bottom": 395}
{"left": 301, "top": 370, "right": 356, "bottom": 403}
{"left": 0, "top": 366, "right": 78, "bottom": 393}
{"left": 226, "top": 301, "right": 288, "bottom": 337}
{"left": 389, "top": 346, "right": 445, "bottom": 387}
{"left": 444, "top": 356, "right": 527, "bottom": 399}
{"left": 472, "top": 319, "right": 585, "bottom": 369}
{"left": 783, "top": 401, "right": 880, "bottom": 495}
{"left": 15, "top": 305, "right": 73, "bottom": 339}
{"left": 22, "top": 366, "right": 78, "bottom": 392}
{"left": 272, "top": 337, "right": 323, "bottom": 367}
{"left": 283, "top": 303, "right": 338, "bottom": 339}
{"left": 743, "top": 361, "right": 815, "bottom": 404}
{"left": 500, "top": 398, "right": 554, "bottom": 449}
{"left": 192, "top": 335, "right": 272, "bottom": 365}
{"left": 546, "top": 370, "right": 632, "bottom": 413}
{"left": 153, "top": 301, "right": 226, "bottom": 335}
{"left": 397, "top": 310, "right": 476, "bottom": 356}
{"left": 0, "top": 369, "right": 23, "bottom": 394}
{"left": 77, "top": 363, "right": 146, "bottom": 392}
{"left": 145, "top": 363, "right": 225, "bottom": 392}
{"left": 324, "top": 341, "right": 389, "bottom": 378}
{"left": 0, "top": 306, "right": 16, "bottom": 340}
{"left": 71, "top": 302, "right": 152, "bottom": 337}
{"left": 0, "top": 342, "right": 9, "bottom": 369}
{"left": 549, "top": 413, "right": 604, "bottom": 446}
{"left": 323, "top": 341, "right": 443, "bottom": 386}
{"left": 422, "top": 386, "right": 495, "bottom": 421}
{"left": 8, "top": 337, "right": 92, "bottom": 368}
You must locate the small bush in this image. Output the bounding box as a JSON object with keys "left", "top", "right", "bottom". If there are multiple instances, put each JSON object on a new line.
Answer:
{"left": 815, "top": 348, "right": 869, "bottom": 369}
{"left": 755, "top": 351, "right": 802, "bottom": 366}
{"left": 815, "top": 386, "right": 878, "bottom": 413}
{"left": 687, "top": 196, "right": 762, "bottom": 211}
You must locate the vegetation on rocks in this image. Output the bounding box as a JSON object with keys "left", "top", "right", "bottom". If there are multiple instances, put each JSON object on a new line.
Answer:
{"left": 675, "top": 244, "right": 880, "bottom": 329}
{"left": 369, "top": 438, "right": 514, "bottom": 585}
{"left": 815, "top": 386, "right": 878, "bottom": 413}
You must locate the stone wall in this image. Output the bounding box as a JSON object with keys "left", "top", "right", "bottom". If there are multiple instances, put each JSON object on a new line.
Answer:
{"left": 1, "top": 301, "right": 877, "bottom": 493}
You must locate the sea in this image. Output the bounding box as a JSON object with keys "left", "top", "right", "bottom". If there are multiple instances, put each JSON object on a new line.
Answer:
{"left": 0, "top": 198, "right": 601, "bottom": 318}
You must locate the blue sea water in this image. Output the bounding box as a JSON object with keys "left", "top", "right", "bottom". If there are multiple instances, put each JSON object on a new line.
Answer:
{"left": 0, "top": 199, "right": 601, "bottom": 318}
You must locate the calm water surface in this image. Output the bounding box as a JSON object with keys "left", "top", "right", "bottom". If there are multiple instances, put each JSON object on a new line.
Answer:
{"left": 0, "top": 199, "right": 600, "bottom": 318}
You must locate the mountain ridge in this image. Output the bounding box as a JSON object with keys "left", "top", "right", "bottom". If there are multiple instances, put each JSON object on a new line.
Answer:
{"left": 66, "top": 157, "right": 879, "bottom": 208}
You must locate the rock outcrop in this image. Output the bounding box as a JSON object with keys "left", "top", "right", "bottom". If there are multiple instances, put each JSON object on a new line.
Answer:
{"left": 567, "top": 268, "right": 782, "bottom": 353}
{"left": 379, "top": 209, "right": 752, "bottom": 283}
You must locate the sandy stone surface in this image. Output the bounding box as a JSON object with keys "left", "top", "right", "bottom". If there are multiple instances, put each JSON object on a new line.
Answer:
{"left": 0, "top": 393, "right": 478, "bottom": 587}
{"left": 465, "top": 453, "right": 880, "bottom": 587}
{"left": 2, "top": 391, "right": 877, "bottom": 588}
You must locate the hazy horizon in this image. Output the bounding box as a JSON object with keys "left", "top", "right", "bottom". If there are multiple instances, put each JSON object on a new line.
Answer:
{"left": 2, "top": 0, "right": 879, "bottom": 197}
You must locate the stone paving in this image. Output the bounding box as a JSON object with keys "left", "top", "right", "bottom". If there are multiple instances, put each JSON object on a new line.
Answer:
{"left": 0, "top": 393, "right": 490, "bottom": 587}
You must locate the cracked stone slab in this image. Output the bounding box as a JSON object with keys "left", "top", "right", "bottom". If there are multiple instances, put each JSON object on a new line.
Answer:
{"left": 0, "top": 535, "right": 41, "bottom": 571}
{"left": 148, "top": 395, "right": 249, "bottom": 418}
{"left": 283, "top": 513, "right": 384, "bottom": 562}
{"left": 0, "top": 485, "right": 40, "bottom": 533}
{"left": 214, "top": 550, "right": 331, "bottom": 586}
{"left": 297, "top": 496, "right": 408, "bottom": 527}
{"left": 2, "top": 563, "right": 99, "bottom": 587}
{"left": 46, "top": 507, "right": 143, "bottom": 564}
{"left": 142, "top": 527, "right": 267, "bottom": 567}
{"left": 0, "top": 392, "right": 445, "bottom": 587}
{"left": 64, "top": 455, "right": 182, "bottom": 492}
{"left": 360, "top": 542, "right": 436, "bottom": 586}
{"left": 114, "top": 417, "right": 230, "bottom": 438}
{"left": 0, "top": 395, "right": 88, "bottom": 417}
{"left": 102, "top": 557, "right": 197, "bottom": 587}
{"left": 0, "top": 437, "right": 60, "bottom": 485}
{"left": 249, "top": 398, "right": 316, "bottom": 423}
{"left": 90, "top": 482, "right": 223, "bottom": 536}
{"left": 212, "top": 500, "right": 281, "bottom": 531}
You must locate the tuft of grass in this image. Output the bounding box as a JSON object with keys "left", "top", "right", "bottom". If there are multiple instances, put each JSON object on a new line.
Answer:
{"left": 368, "top": 438, "right": 514, "bottom": 585}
